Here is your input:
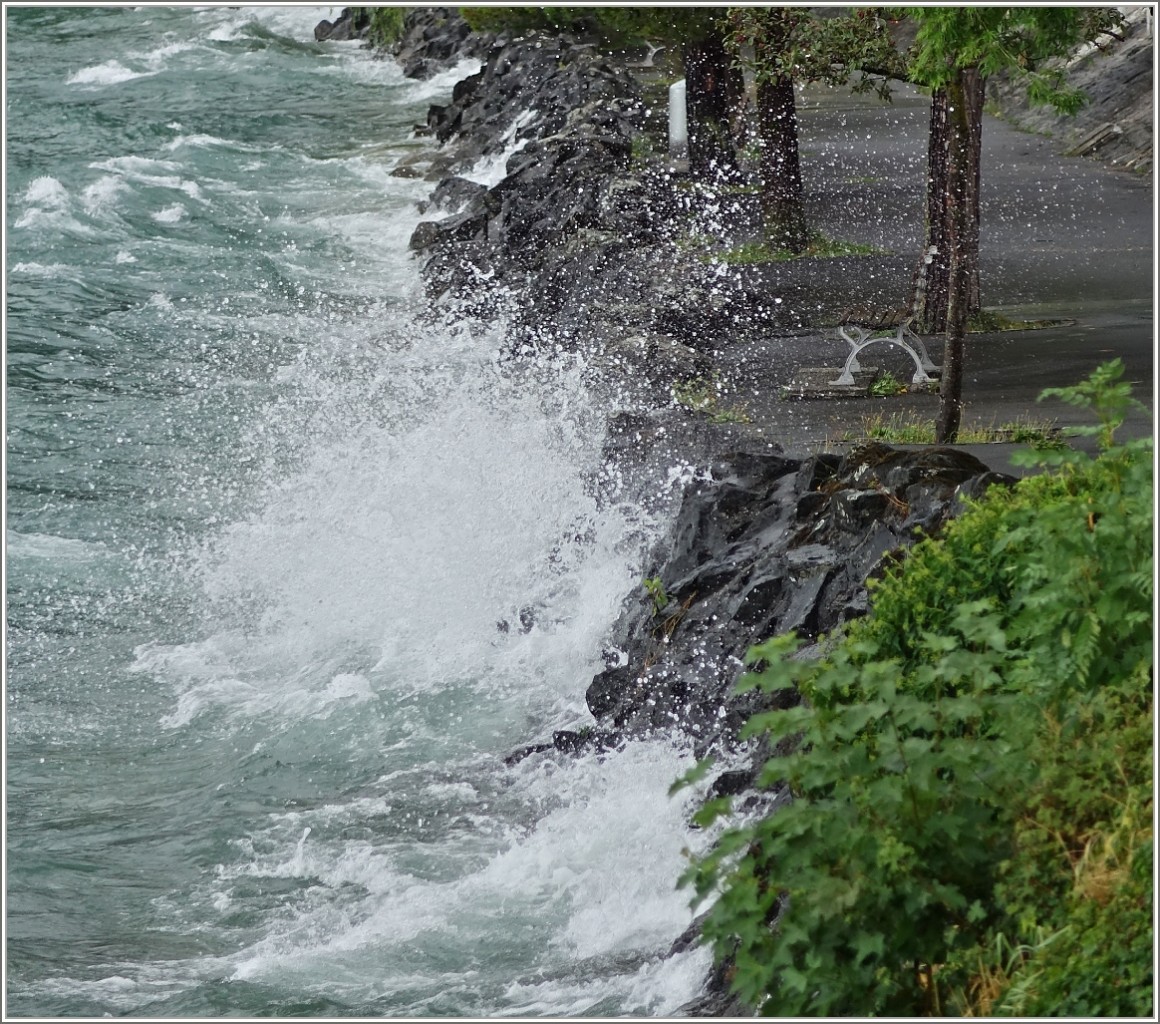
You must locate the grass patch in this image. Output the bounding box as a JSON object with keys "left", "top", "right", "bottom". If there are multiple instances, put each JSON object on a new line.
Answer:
{"left": 969, "top": 309, "right": 1073, "bottom": 333}
{"left": 843, "top": 410, "right": 1066, "bottom": 447}
{"left": 706, "top": 233, "right": 884, "bottom": 266}
{"left": 673, "top": 375, "right": 752, "bottom": 424}
{"left": 869, "top": 370, "right": 908, "bottom": 397}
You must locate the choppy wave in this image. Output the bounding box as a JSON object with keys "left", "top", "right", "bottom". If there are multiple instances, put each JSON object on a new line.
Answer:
{"left": 6, "top": 530, "right": 108, "bottom": 562}
{"left": 216, "top": 740, "right": 713, "bottom": 1015}
{"left": 7, "top": 6, "right": 707, "bottom": 1016}
{"left": 66, "top": 59, "right": 156, "bottom": 86}
{"left": 13, "top": 178, "right": 95, "bottom": 235}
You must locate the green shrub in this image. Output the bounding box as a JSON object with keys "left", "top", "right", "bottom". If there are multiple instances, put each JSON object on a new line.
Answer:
{"left": 679, "top": 360, "right": 1153, "bottom": 1016}
{"left": 348, "top": 7, "right": 406, "bottom": 48}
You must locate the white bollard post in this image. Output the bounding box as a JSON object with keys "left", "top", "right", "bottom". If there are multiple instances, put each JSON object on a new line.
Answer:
{"left": 668, "top": 79, "right": 687, "bottom": 156}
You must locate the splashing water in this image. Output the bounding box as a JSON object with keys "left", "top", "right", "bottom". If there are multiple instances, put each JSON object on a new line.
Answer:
{"left": 6, "top": 7, "right": 713, "bottom": 1016}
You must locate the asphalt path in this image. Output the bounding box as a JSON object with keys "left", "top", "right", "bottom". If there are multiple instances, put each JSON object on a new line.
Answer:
{"left": 715, "top": 84, "right": 1154, "bottom": 472}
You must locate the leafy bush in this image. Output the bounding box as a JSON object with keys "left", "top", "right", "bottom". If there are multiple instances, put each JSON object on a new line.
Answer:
{"left": 680, "top": 361, "right": 1153, "bottom": 1016}
{"left": 348, "top": 7, "right": 406, "bottom": 48}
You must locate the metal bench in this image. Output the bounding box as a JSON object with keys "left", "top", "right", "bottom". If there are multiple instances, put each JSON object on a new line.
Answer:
{"left": 830, "top": 306, "right": 941, "bottom": 387}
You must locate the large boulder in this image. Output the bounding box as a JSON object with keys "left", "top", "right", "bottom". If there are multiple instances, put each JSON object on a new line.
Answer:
{"left": 583, "top": 443, "right": 1014, "bottom": 754}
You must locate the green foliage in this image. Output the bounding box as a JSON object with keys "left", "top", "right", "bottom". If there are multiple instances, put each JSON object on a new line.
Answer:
{"left": 683, "top": 362, "right": 1153, "bottom": 1016}
{"left": 905, "top": 7, "right": 1124, "bottom": 112}
{"left": 1037, "top": 356, "right": 1148, "bottom": 451}
{"left": 727, "top": 8, "right": 907, "bottom": 99}
{"left": 350, "top": 6, "right": 406, "bottom": 48}
{"left": 845, "top": 411, "right": 1065, "bottom": 448}
{"left": 460, "top": 6, "right": 720, "bottom": 46}
{"left": 870, "top": 370, "right": 907, "bottom": 397}
{"left": 459, "top": 7, "right": 596, "bottom": 36}
{"left": 967, "top": 309, "right": 1070, "bottom": 333}
{"left": 688, "top": 233, "right": 881, "bottom": 266}
{"left": 643, "top": 576, "right": 670, "bottom": 616}
{"left": 672, "top": 375, "right": 751, "bottom": 425}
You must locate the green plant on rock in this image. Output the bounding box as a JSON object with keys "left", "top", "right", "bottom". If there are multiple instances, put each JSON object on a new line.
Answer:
{"left": 643, "top": 575, "right": 670, "bottom": 616}
{"left": 679, "top": 360, "right": 1153, "bottom": 1016}
{"left": 673, "top": 375, "right": 751, "bottom": 424}
{"left": 350, "top": 6, "right": 406, "bottom": 47}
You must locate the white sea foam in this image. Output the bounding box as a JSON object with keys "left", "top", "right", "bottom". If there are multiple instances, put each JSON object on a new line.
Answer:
{"left": 218, "top": 740, "right": 713, "bottom": 1015}
{"left": 151, "top": 203, "right": 187, "bottom": 223}
{"left": 23, "top": 175, "right": 70, "bottom": 207}
{"left": 12, "top": 175, "right": 98, "bottom": 235}
{"left": 197, "top": 5, "right": 337, "bottom": 45}
{"left": 67, "top": 60, "right": 155, "bottom": 86}
{"left": 81, "top": 175, "right": 128, "bottom": 214}
{"left": 9, "top": 261, "right": 67, "bottom": 277}
{"left": 402, "top": 59, "right": 485, "bottom": 102}
{"left": 139, "top": 637, "right": 379, "bottom": 730}
{"left": 88, "top": 157, "right": 210, "bottom": 205}
{"left": 463, "top": 109, "right": 539, "bottom": 187}
{"left": 7, "top": 530, "right": 106, "bottom": 562}
{"left": 318, "top": 54, "right": 409, "bottom": 87}
{"left": 164, "top": 133, "right": 270, "bottom": 156}
{"left": 141, "top": 40, "right": 201, "bottom": 67}
{"left": 90, "top": 154, "right": 182, "bottom": 176}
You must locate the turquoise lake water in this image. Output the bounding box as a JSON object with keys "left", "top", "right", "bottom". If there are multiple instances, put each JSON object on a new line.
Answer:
{"left": 6, "top": 7, "right": 712, "bottom": 1016}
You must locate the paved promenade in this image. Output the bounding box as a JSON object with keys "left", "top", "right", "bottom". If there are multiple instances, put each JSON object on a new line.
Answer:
{"left": 717, "top": 84, "right": 1153, "bottom": 471}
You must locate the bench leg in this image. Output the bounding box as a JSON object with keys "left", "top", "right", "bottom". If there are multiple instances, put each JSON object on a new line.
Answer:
{"left": 838, "top": 325, "right": 870, "bottom": 373}
{"left": 904, "top": 325, "right": 941, "bottom": 373}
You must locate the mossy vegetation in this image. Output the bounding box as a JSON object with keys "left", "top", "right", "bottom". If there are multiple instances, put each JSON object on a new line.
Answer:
{"left": 682, "top": 233, "right": 883, "bottom": 266}
{"left": 349, "top": 6, "right": 406, "bottom": 48}
{"left": 843, "top": 410, "right": 1066, "bottom": 447}
{"left": 869, "top": 370, "right": 908, "bottom": 397}
{"left": 968, "top": 309, "right": 1073, "bottom": 333}
{"left": 672, "top": 375, "right": 752, "bottom": 424}
{"left": 679, "top": 361, "right": 1153, "bottom": 1016}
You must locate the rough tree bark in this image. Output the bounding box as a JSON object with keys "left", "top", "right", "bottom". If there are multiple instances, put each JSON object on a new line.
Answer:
{"left": 912, "top": 74, "right": 983, "bottom": 334}
{"left": 935, "top": 67, "right": 983, "bottom": 444}
{"left": 756, "top": 74, "right": 809, "bottom": 253}
{"left": 682, "top": 31, "right": 742, "bottom": 182}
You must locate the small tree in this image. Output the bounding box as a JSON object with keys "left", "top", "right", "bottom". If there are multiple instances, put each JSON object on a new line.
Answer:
{"left": 727, "top": 8, "right": 904, "bottom": 254}
{"left": 904, "top": 6, "right": 1123, "bottom": 442}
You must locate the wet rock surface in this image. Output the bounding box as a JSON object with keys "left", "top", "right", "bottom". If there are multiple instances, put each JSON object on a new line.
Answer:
{"left": 394, "top": 10, "right": 759, "bottom": 375}
{"left": 585, "top": 443, "right": 1012, "bottom": 757}
{"left": 390, "top": 7, "right": 495, "bottom": 80}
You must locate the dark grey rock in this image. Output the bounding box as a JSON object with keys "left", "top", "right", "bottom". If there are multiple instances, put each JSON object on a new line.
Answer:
{"left": 581, "top": 445, "right": 1014, "bottom": 752}
{"left": 390, "top": 8, "right": 495, "bottom": 80}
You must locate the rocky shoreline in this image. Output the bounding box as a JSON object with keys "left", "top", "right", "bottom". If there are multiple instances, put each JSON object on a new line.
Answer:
{"left": 361, "top": 8, "right": 1127, "bottom": 1014}
{"left": 378, "top": 9, "right": 1019, "bottom": 1014}
{"left": 383, "top": 8, "right": 1016, "bottom": 729}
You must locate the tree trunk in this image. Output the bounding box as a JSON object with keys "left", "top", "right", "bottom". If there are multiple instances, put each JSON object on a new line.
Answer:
{"left": 682, "top": 32, "right": 741, "bottom": 182}
{"left": 911, "top": 87, "right": 950, "bottom": 333}
{"left": 962, "top": 69, "right": 984, "bottom": 314}
{"left": 913, "top": 74, "right": 983, "bottom": 335}
{"left": 935, "top": 68, "right": 983, "bottom": 444}
{"left": 757, "top": 75, "right": 809, "bottom": 253}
